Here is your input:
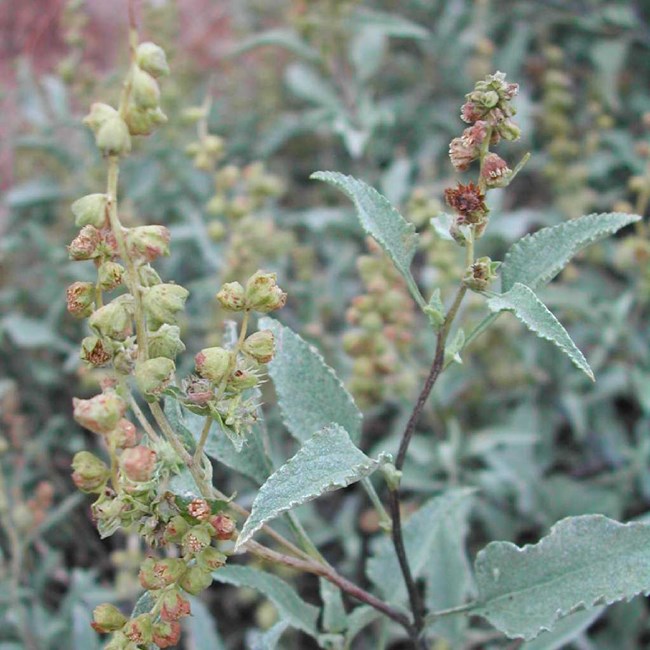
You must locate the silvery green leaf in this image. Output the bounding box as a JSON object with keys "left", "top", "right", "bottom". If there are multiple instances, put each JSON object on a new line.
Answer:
{"left": 430, "top": 213, "right": 455, "bottom": 241}
{"left": 350, "top": 7, "right": 430, "bottom": 39}
{"left": 473, "top": 515, "right": 650, "bottom": 640}
{"left": 521, "top": 607, "right": 605, "bottom": 650}
{"left": 501, "top": 212, "right": 641, "bottom": 292}
{"left": 260, "top": 318, "right": 362, "bottom": 444}
{"left": 231, "top": 29, "right": 319, "bottom": 61}
{"left": 248, "top": 620, "right": 290, "bottom": 650}
{"left": 213, "top": 566, "right": 319, "bottom": 637}
{"left": 286, "top": 64, "right": 340, "bottom": 111}
{"left": 345, "top": 606, "right": 382, "bottom": 645}
{"left": 183, "top": 597, "right": 226, "bottom": 650}
{"left": 311, "top": 171, "right": 424, "bottom": 307}
{"left": 487, "top": 283, "right": 594, "bottom": 380}
{"left": 236, "top": 424, "right": 388, "bottom": 550}
{"left": 131, "top": 591, "right": 155, "bottom": 617}
{"left": 320, "top": 578, "right": 348, "bottom": 633}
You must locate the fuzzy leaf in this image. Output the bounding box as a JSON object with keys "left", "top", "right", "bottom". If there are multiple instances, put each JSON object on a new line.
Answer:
{"left": 183, "top": 597, "right": 226, "bottom": 650}
{"left": 521, "top": 607, "right": 604, "bottom": 650}
{"left": 311, "top": 171, "right": 423, "bottom": 306}
{"left": 261, "top": 318, "right": 362, "bottom": 444}
{"left": 473, "top": 515, "right": 650, "bottom": 640}
{"left": 249, "top": 620, "right": 290, "bottom": 650}
{"left": 320, "top": 579, "right": 348, "bottom": 633}
{"left": 212, "top": 566, "right": 319, "bottom": 637}
{"left": 236, "top": 424, "right": 388, "bottom": 550}
{"left": 501, "top": 212, "right": 641, "bottom": 292}
{"left": 487, "top": 283, "right": 594, "bottom": 380}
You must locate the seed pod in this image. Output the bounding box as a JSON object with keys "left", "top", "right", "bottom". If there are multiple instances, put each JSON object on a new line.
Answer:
{"left": 125, "top": 225, "right": 171, "bottom": 262}
{"left": 68, "top": 225, "right": 102, "bottom": 260}
{"left": 83, "top": 102, "right": 118, "bottom": 134}
{"left": 97, "top": 261, "right": 125, "bottom": 291}
{"left": 89, "top": 295, "right": 134, "bottom": 341}
{"left": 195, "top": 347, "right": 230, "bottom": 383}
{"left": 242, "top": 330, "right": 275, "bottom": 364}
{"left": 80, "top": 336, "right": 113, "bottom": 367}
{"left": 159, "top": 588, "right": 192, "bottom": 621}
{"left": 136, "top": 41, "right": 170, "bottom": 77}
{"left": 120, "top": 445, "right": 157, "bottom": 482}
{"left": 66, "top": 282, "right": 95, "bottom": 318}
{"left": 91, "top": 603, "right": 127, "bottom": 633}
{"left": 135, "top": 357, "right": 175, "bottom": 398}
{"left": 227, "top": 366, "right": 259, "bottom": 392}
{"left": 132, "top": 66, "right": 160, "bottom": 110}
{"left": 73, "top": 391, "right": 127, "bottom": 434}
{"left": 141, "top": 283, "right": 189, "bottom": 328}
{"left": 71, "top": 193, "right": 108, "bottom": 228}
{"left": 197, "top": 546, "right": 227, "bottom": 571}
{"left": 148, "top": 324, "right": 185, "bottom": 360}
{"left": 179, "top": 565, "right": 213, "bottom": 595}
{"left": 71, "top": 451, "right": 110, "bottom": 493}
{"left": 216, "top": 281, "right": 246, "bottom": 311}
{"left": 164, "top": 515, "right": 190, "bottom": 543}
{"left": 244, "top": 271, "right": 287, "bottom": 313}
{"left": 139, "top": 557, "right": 187, "bottom": 590}
{"left": 462, "top": 256, "right": 500, "bottom": 292}
{"left": 96, "top": 115, "right": 132, "bottom": 156}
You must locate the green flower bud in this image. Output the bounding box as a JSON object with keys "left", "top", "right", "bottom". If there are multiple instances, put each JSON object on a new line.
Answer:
{"left": 66, "top": 281, "right": 95, "bottom": 318}
{"left": 135, "top": 357, "right": 175, "bottom": 398}
{"left": 132, "top": 66, "right": 160, "bottom": 109}
{"left": 205, "top": 195, "right": 227, "bottom": 217}
{"left": 80, "top": 336, "right": 113, "bottom": 367}
{"left": 124, "top": 613, "right": 153, "bottom": 646}
{"left": 216, "top": 281, "right": 246, "bottom": 311}
{"left": 120, "top": 445, "right": 157, "bottom": 482}
{"left": 91, "top": 603, "right": 127, "bottom": 633}
{"left": 152, "top": 620, "right": 181, "bottom": 648}
{"left": 68, "top": 225, "right": 102, "bottom": 260}
{"left": 98, "top": 261, "right": 124, "bottom": 291}
{"left": 181, "top": 106, "right": 207, "bottom": 124}
{"left": 148, "top": 324, "right": 186, "bottom": 359}
{"left": 123, "top": 103, "right": 156, "bottom": 136}
{"left": 103, "top": 631, "right": 134, "bottom": 650}
{"left": 203, "top": 134, "right": 224, "bottom": 155}
{"left": 244, "top": 271, "right": 287, "bottom": 313}
{"left": 182, "top": 525, "right": 212, "bottom": 556}
{"left": 89, "top": 295, "right": 134, "bottom": 341}
{"left": 179, "top": 565, "right": 213, "bottom": 595}
{"left": 148, "top": 106, "right": 168, "bottom": 126}
{"left": 136, "top": 42, "right": 170, "bottom": 77}
{"left": 71, "top": 451, "right": 110, "bottom": 493}
{"left": 139, "top": 264, "right": 162, "bottom": 287}
{"left": 498, "top": 119, "right": 521, "bottom": 141}
{"left": 462, "top": 256, "right": 500, "bottom": 292}
{"left": 242, "top": 329, "right": 275, "bottom": 363}
{"left": 142, "top": 283, "right": 189, "bottom": 328}
{"left": 227, "top": 366, "right": 259, "bottom": 392}
{"left": 73, "top": 391, "right": 127, "bottom": 434}
{"left": 71, "top": 193, "right": 108, "bottom": 228}
{"left": 164, "top": 515, "right": 190, "bottom": 543}
{"left": 96, "top": 115, "right": 132, "bottom": 156}
{"left": 195, "top": 347, "right": 230, "bottom": 383}
{"left": 197, "top": 546, "right": 227, "bottom": 571}
{"left": 215, "top": 164, "right": 240, "bottom": 189}
{"left": 125, "top": 225, "right": 171, "bottom": 262}
{"left": 207, "top": 220, "right": 226, "bottom": 241}
{"left": 83, "top": 102, "right": 118, "bottom": 134}
{"left": 159, "top": 588, "right": 192, "bottom": 621}
{"left": 139, "top": 557, "right": 187, "bottom": 590}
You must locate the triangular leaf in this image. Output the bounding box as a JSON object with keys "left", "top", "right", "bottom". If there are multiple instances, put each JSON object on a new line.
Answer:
{"left": 501, "top": 212, "right": 641, "bottom": 292}
{"left": 261, "top": 318, "right": 362, "bottom": 444}
{"left": 473, "top": 515, "right": 650, "bottom": 640}
{"left": 311, "top": 171, "right": 424, "bottom": 307}
{"left": 236, "top": 424, "right": 388, "bottom": 550}
{"left": 487, "top": 283, "right": 594, "bottom": 380}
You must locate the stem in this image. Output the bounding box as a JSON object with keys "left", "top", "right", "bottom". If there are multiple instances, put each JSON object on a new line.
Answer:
{"left": 424, "top": 601, "right": 475, "bottom": 625}
{"left": 362, "top": 477, "right": 392, "bottom": 531}
{"left": 193, "top": 416, "right": 213, "bottom": 465}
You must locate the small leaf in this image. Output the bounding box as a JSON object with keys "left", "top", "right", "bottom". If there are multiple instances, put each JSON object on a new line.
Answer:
{"left": 473, "top": 515, "right": 650, "bottom": 640}
{"left": 487, "top": 283, "right": 594, "bottom": 380}
{"left": 236, "top": 424, "right": 388, "bottom": 550}
{"left": 131, "top": 591, "right": 155, "bottom": 618}
{"left": 213, "top": 566, "right": 319, "bottom": 637}
{"left": 319, "top": 578, "right": 348, "bottom": 633}
{"left": 311, "top": 171, "right": 423, "bottom": 307}
{"left": 501, "top": 212, "right": 641, "bottom": 292}
{"left": 183, "top": 597, "right": 226, "bottom": 650}
{"left": 260, "top": 318, "right": 362, "bottom": 444}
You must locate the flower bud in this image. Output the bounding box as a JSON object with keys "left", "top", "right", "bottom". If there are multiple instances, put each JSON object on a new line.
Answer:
{"left": 125, "top": 225, "right": 170, "bottom": 262}
{"left": 197, "top": 546, "right": 227, "bottom": 571}
{"left": 195, "top": 347, "right": 231, "bottom": 383}
{"left": 216, "top": 281, "right": 246, "bottom": 311}
{"left": 152, "top": 621, "right": 181, "bottom": 648}
{"left": 244, "top": 271, "right": 287, "bottom": 313}
{"left": 83, "top": 102, "right": 118, "bottom": 134}
{"left": 463, "top": 256, "right": 500, "bottom": 292}
{"left": 91, "top": 603, "right": 127, "bottom": 633}
{"left": 66, "top": 281, "right": 95, "bottom": 318}
{"left": 124, "top": 613, "right": 153, "bottom": 646}
{"left": 139, "top": 557, "right": 187, "bottom": 590}
{"left": 71, "top": 451, "right": 110, "bottom": 493}
{"left": 227, "top": 366, "right": 259, "bottom": 392}
{"left": 80, "top": 336, "right": 113, "bottom": 367}
{"left": 187, "top": 498, "right": 211, "bottom": 521}
{"left": 498, "top": 118, "right": 521, "bottom": 141}
{"left": 132, "top": 66, "right": 161, "bottom": 110}
{"left": 71, "top": 193, "right": 108, "bottom": 228}
{"left": 481, "top": 153, "right": 512, "bottom": 188}
{"left": 135, "top": 357, "right": 175, "bottom": 398}
{"left": 164, "top": 515, "right": 190, "bottom": 543}
{"left": 123, "top": 103, "right": 155, "bottom": 135}
{"left": 204, "top": 134, "right": 224, "bottom": 155}
{"left": 139, "top": 264, "right": 162, "bottom": 287}
{"left": 183, "top": 376, "right": 214, "bottom": 406}
{"left": 142, "top": 283, "right": 189, "bottom": 327}
{"left": 96, "top": 115, "right": 132, "bottom": 156}
{"left": 136, "top": 42, "right": 170, "bottom": 78}
{"left": 179, "top": 565, "right": 213, "bottom": 595}
{"left": 209, "top": 513, "right": 236, "bottom": 540}
{"left": 111, "top": 418, "right": 138, "bottom": 448}
{"left": 148, "top": 324, "right": 186, "bottom": 359}
{"left": 98, "top": 261, "right": 125, "bottom": 291}
{"left": 73, "top": 391, "right": 127, "bottom": 434}
{"left": 159, "top": 588, "right": 192, "bottom": 621}
{"left": 242, "top": 330, "right": 275, "bottom": 364}
{"left": 182, "top": 525, "right": 213, "bottom": 555}
{"left": 68, "top": 225, "right": 102, "bottom": 260}
{"left": 89, "top": 295, "right": 134, "bottom": 341}
{"left": 103, "top": 631, "right": 131, "bottom": 650}
{"left": 120, "top": 445, "right": 157, "bottom": 482}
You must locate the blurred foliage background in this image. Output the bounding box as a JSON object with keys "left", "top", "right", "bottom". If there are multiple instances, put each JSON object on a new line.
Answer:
{"left": 2, "top": 0, "right": 650, "bottom": 648}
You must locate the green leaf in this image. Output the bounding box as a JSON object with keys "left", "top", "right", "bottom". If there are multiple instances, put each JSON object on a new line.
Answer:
{"left": 521, "top": 607, "right": 605, "bottom": 650}
{"left": 350, "top": 8, "right": 430, "bottom": 39}
{"left": 473, "top": 515, "right": 650, "bottom": 640}
{"left": 367, "top": 489, "right": 474, "bottom": 605}
{"left": 236, "top": 424, "right": 388, "bottom": 550}
{"left": 260, "top": 318, "right": 362, "bottom": 444}
{"left": 345, "top": 606, "right": 381, "bottom": 646}
{"left": 183, "top": 597, "right": 226, "bottom": 650}
{"left": 212, "top": 566, "right": 319, "bottom": 637}
{"left": 249, "top": 620, "right": 290, "bottom": 650}
{"left": 286, "top": 64, "right": 340, "bottom": 111}
{"left": 501, "top": 212, "right": 641, "bottom": 292}
{"left": 231, "top": 29, "right": 319, "bottom": 61}
{"left": 310, "top": 171, "right": 423, "bottom": 307}
{"left": 319, "top": 578, "right": 348, "bottom": 633}
{"left": 131, "top": 591, "right": 155, "bottom": 618}
{"left": 487, "top": 283, "right": 594, "bottom": 380}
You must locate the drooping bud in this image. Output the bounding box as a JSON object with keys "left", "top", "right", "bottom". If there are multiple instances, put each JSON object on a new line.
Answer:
{"left": 164, "top": 515, "right": 190, "bottom": 543}
{"left": 89, "top": 295, "right": 134, "bottom": 341}
{"left": 80, "top": 336, "right": 113, "bottom": 367}
{"left": 135, "top": 357, "right": 176, "bottom": 398}
{"left": 141, "top": 283, "right": 189, "bottom": 328}
{"left": 183, "top": 376, "right": 214, "bottom": 406}
{"left": 187, "top": 498, "right": 211, "bottom": 521}
{"left": 83, "top": 102, "right": 118, "bottom": 134}
{"left": 139, "top": 264, "right": 163, "bottom": 287}
{"left": 481, "top": 153, "right": 512, "bottom": 187}
{"left": 96, "top": 115, "right": 132, "bottom": 156}
{"left": 148, "top": 324, "right": 186, "bottom": 359}
{"left": 111, "top": 418, "right": 138, "bottom": 449}
{"left": 179, "top": 564, "right": 213, "bottom": 595}
{"left": 98, "top": 261, "right": 125, "bottom": 291}
{"left": 444, "top": 182, "right": 489, "bottom": 224}
{"left": 91, "top": 603, "right": 128, "bottom": 633}
{"left": 462, "top": 256, "right": 500, "bottom": 292}
{"left": 136, "top": 42, "right": 170, "bottom": 78}
{"left": 244, "top": 271, "right": 287, "bottom": 313}
{"left": 209, "top": 513, "right": 236, "bottom": 540}
{"left": 197, "top": 546, "right": 227, "bottom": 571}
{"left": 152, "top": 621, "right": 181, "bottom": 648}
{"left": 139, "top": 557, "right": 187, "bottom": 590}
{"left": 182, "top": 525, "right": 212, "bottom": 555}
{"left": 195, "top": 347, "right": 231, "bottom": 383}
{"left": 131, "top": 66, "right": 161, "bottom": 110}
{"left": 66, "top": 282, "right": 95, "bottom": 318}
{"left": 68, "top": 225, "right": 102, "bottom": 260}
{"left": 227, "top": 366, "right": 259, "bottom": 392}
{"left": 71, "top": 193, "right": 108, "bottom": 228}
{"left": 71, "top": 451, "right": 110, "bottom": 493}
{"left": 159, "top": 588, "right": 192, "bottom": 621}
{"left": 120, "top": 445, "right": 157, "bottom": 482}
{"left": 73, "top": 391, "right": 127, "bottom": 434}
{"left": 124, "top": 613, "right": 153, "bottom": 646}
{"left": 124, "top": 103, "right": 155, "bottom": 136}
{"left": 216, "top": 281, "right": 246, "bottom": 311}
{"left": 125, "top": 225, "right": 171, "bottom": 262}
{"left": 242, "top": 330, "right": 275, "bottom": 364}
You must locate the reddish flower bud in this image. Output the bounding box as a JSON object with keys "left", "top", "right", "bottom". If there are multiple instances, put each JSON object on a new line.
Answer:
{"left": 187, "top": 498, "right": 211, "bottom": 521}
{"left": 125, "top": 225, "right": 170, "bottom": 262}
{"left": 66, "top": 282, "right": 95, "bottom": 318}
{"left": 98, "top": 261, "right": 124, "bottom": 291}
{"left": 71, "top": 451, "right": 110, "bottom": 493}
{"left": 68, "top": 225, "right": 102, "bottom": 260}
{"left": 120, "top": 445, "right": 157, "bottom": 482}
{"left": 124, "top": 614, "right": 153, "bottom": 646}
{"left": 139, "top": 557, "right": 187, "bottom": 590}
{"left": 210, "top": 514, "right": 236, "bottom": 540}
{"left": 481, "top": 153, "right": 512, "bottom": 187}
{"left": 80, "top": 336, "right": 113, "bottom": 367}
{"left": 159, "top": 588, "right": 192, "bottom": 621}
{"left": 152, "top": 620, "right": 181, "bottom": 648}
{"left": 112, "top": 418, "right": 138, "bottom": 449}
{"left": 242, "top": 330, "right": 275, "bottom": 364}
{"left": 182, "top": 525, "right": 212, "bottom": 555}
{"left": 444, "top": 182, "right": 489, "bottom": 224}
{"left": 164, "top": 515, "right": 190, "bottom": 543}
{"left": 73, "top": 391, "right": 127, "bottom": 434}
{"left": 91, "top": 603, "right": 127, "bottom": 633}
{"left": 195, "top": 347, "right": 231, "bottom": 384}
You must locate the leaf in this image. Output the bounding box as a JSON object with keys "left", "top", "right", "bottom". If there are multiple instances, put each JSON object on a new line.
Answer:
{"left": 521, "top": 607, "right": 605, "bottom": 650}
{"left": 231, "top": 29, "right": 319, "bottom": 61}
{"left": 131, "top": 591, "right": 155, "bottom": 618}
{"left": 236, "top": 424, "right": 388, "bottom": 550}
{"left": 310, "top": 171, "right": 423, "bottom": 307}
{"left": 487, "top": 283, "right": 594, "bottom": 380}
{"left": 260, "top": 318, "right": 362, "bottom": 444}
{"left": 500, "top": 212, "right": 641, "bottom": 292}
{"left": 350, "top": 8, "right": 430, "bottom": 39}
{"left": 319, "top": 578, "right": 348, "bottom": 633}
{"left": 212, "top": 566, "right": 319, "bottom": 636}
{"left": 473, "top": 515, "right": 650, "bottom": 640}
{"left": 286, "top": 64, "right": 340, "bottom": 111}
{"left": 345, "top": 606, "right": 382, "bottom": 645}
{"left": 183, "top": 597, "right": 226, "bottom": 650}
{"left": 248, "top": 620, "right": 290, "bottom": 650}
{"left": 367, "top": 489, "right": 474, "bottom": 605}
